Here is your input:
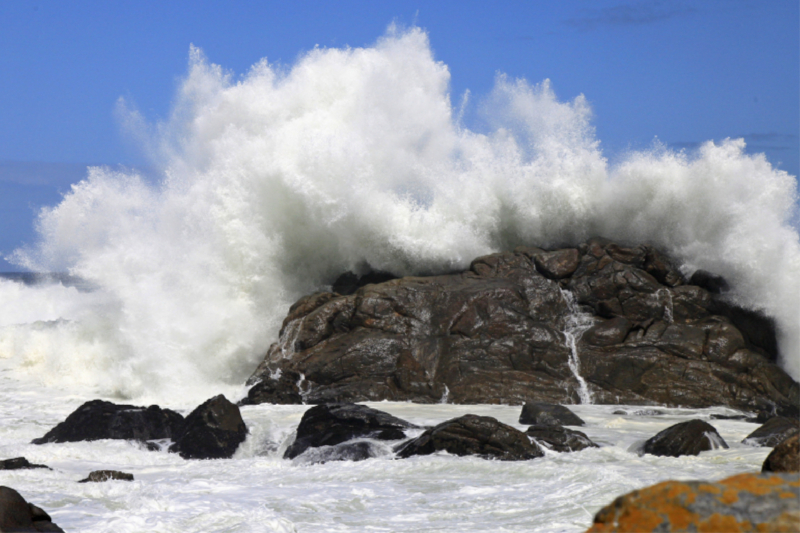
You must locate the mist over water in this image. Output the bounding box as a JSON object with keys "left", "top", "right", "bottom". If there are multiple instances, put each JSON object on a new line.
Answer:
{"left": 3, "top": 27, "right": 798, "bottom": 404}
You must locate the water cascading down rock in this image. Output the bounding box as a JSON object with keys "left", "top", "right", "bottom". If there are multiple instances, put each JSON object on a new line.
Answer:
{"left": 242, "top": 238, "right": 799, "bottom": 417}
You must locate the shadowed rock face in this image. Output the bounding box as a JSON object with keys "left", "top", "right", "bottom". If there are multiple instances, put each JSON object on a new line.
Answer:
{"left": 245, "top": 238, "right": 798, "bottom": 417}
{"left": 586, "top": 472, "right": 800, "bottom": 533}
{"left": 519, "top": 403, "right": 585, "bottom": 426}
{"left": 395, "top": 414, "right": 543, "bottom": 461}
{"left": 0, "top": 486, "right": 64, "bottom": 532}
{"left": 744, "top": 417, "right": 800, "bottom": 447}
{"left": 169, "top": 395, "right": 248, "bottom": 460}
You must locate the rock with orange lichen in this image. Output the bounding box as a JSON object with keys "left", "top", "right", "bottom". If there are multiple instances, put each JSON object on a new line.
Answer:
{"left": 586, "top": 472, "right": 800, "bottom": 533}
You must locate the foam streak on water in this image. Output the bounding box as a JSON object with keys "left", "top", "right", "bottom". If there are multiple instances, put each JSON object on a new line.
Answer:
{"left": 0, "top": 26, "right": 797, "bottom": 405}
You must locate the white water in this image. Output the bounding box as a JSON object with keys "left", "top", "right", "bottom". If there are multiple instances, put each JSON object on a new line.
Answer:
{"left": 560, "top": 290, "right": 595, "bottom": 404}
{"left": 0, "top": 369, "right": 775, "bottom": 533}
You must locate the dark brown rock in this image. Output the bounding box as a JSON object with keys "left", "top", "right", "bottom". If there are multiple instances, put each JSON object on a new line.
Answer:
{"left": 762, "top": 434, "right": 800, "bottom": 473}
{"left": 689, "top": 269, "right": 730, "bottom": 294}
{"left": 243, "top": 238, "right": 799, "bottom": 417}
{"left": 586, "top": 472, "right": 800, "bottom": 533}
{"left": 518, "top": 403, "right": 585, "bottom": 426}
{"left": 643, "top": 419, "right": 728, "bottom": 457}
{"left": 169, "top": 395, "right": 247, "bottom": 459}
{"left": 525, "top": 425, "right": 598, "bottom": 452}
{"left": 0, "top": 486, "right": 64, "bottom": 532}
{"left": 32, "top": 400, "right": 185, "bottom": 444}
{"left": 78, "top": 470, "right": 134, "bottom": 483}
{"left": 0, "top": 457, "right": 50, "bottom": 471}
{"left": 743, "top": 417, "right": 800, "bottom": 447}
{"left": 284, "top": 403, "right": 416, "bottom": 459}
{"left": 395, "top": 414, "right": 543, "bottom": 461}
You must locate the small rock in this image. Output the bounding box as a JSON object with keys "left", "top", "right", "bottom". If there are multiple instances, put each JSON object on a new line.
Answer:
{"left": 169, "top": 395, "right": 248, "bottom": 459}
{"left": 78, "top": 470, "right": 134, "bottom": 483}
{"left": 0, "top": 486, "right": 65, "bottom": 532}
{"left": 292, "top": 441, "right": 381, "bottom": 465}
{"left": 533, "top": 248, "right": 580, "bottom": 279}
{"left": 743, "top": 416, "right": 800, "bottom": 447}
{"left": 0, "top": 457, "right": 50, "bottom": 470}
{"left": 284, "top": 403, "right": 416, "bottom": 460}
{"left": 762, "top": 434, "right": 799, "bottom": 473}
{"left": 586, "top": 472, "right": 800, "bottom": 532}
{"left": 519, "top": 403, "right": 585, "bottom": 426}
{"left": 525, "top": 425, "right": 598, "bottom": 452}
{"left": 643, "top": 419, "right": 728, "bottom": 457}
{"left": 32, "top": 399, "right": 185, "bottom": 444}
{"left": 395, "top": 414, "right": 543, "bottom": 461}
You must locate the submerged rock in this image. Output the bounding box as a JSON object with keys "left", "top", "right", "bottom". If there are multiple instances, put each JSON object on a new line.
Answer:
{"left": 743, "top": 416, "right": 800, "bottom": 447}
{"left": 284, "top": 403, "right": 416, "bottom": 460}
{"left": 243, "top": 238, "right": 798, "bottom": 417}
{"left": 586, "top": 472, "right": 800, "bottom": 533}
{"left": 169, "top": 395, "right": 248, "bottom": 460}
{"left": 525, "top": 425, "right": 598, "bottom": 452}
{"left": 642, "top": 419, "right": 728, "bottom": 457}
{"left": 519, "top": 402, "right": 585, "bottom": 426}
{"left": 292, "top": 441, "right": 383, "bottom": 465}
{"left": 0, "top": 486, "right": 64, "bottom": 532}
{"left": 78, "top": 470, "right": 134, "bottom": 483}
{"left": 32, "top": 400, "right": 185, "bottom": 444}
{"left": 762, "top": 434, "right": 800, "bottom": 473}
{"left": 395, "top": 414, "right": 543, "bottom": 461}
{"left": 0, "top": 458, "right": 50, "bottom": 471}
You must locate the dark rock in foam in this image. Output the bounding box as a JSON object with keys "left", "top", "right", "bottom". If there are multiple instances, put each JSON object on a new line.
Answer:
{"left": 525, "top": 425, "right": 598, "bottom": 452}
{"left": 78, "top": 470, "right": 134, "bottom": 483}
{"left": 743, "top": 416, "right": 800, "bottom": 447}
{"left": 395, "top": 414, "right": 543, "bottom": 461}
{"left": 0, "top": 458, "right": 50, "bottom": 471}
{"left": 642, "top": 419, "right": 728, "bottom": 457}
{"left": 243, "top": 238, "right": 798, "bottom": 418}
{"left": 169, "top": 395, "right": 247, "bottom": 459}
{"left": 0, "top": 486, "right": 65, "bottom": 532}
{"left": 32, "top": 400, "right": 185, "bottom": 444}
{"left": 284, "top": 403, "right": 416, "bottom": 460}
{"left": 518, "top": 402, "right": 585, "bottom": 426}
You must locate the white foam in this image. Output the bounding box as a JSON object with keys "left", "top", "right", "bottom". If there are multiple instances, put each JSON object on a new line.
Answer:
{"left": 2, "top": 26, "right": 797, "bottom": 404}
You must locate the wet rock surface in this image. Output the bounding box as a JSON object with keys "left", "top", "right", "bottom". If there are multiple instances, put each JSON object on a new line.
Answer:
{"left": 169, "top": 395, "right": 248, "bottom": 460}
{"left": 292, "top": 441, "right": 382, "bottom": 465}
{"left": 0, "top": 457, "right": 50, "bottom": 471}
{"left": 743, "top": 416, "right": 800, "bottom": 447}
{"left": 244, "top": 238, "right": 798, "bottom": 417}
{"left": 525, "top": 425, "right": 598, "bottom": 452}
{"left": 395, "top": 414, "right": 543, "bottom": 461}
{"left": 762, "top": 434, "right": 800, "bottom": 473}
{"left": 78, "top": 470, "right": 134, "bottom": 483}
{"left": 586, "top": 472, "right": 800, "bottom": 533}
{"left": 284, "top": 403, "right": 416, "bottom": 459}
{"left": 642, "top": 419, "right": 728, "bottom": 457}
{"left": 0, "top": 486, "right": 64, "bottom": 532}
{"left": 32, "top": 399, "right": 185, "bottom": 445}
{"left": 519, "top": 402, "right": 585, "bottom": 426}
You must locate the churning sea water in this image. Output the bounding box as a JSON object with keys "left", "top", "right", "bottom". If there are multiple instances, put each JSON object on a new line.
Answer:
{"left": 0, "top": 25, "right": 796, "bottom": 532}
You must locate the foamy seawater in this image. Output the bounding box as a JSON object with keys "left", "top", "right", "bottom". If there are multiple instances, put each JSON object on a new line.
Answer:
{"left": 0, "top": 365, "right": 771, "bottom": 533}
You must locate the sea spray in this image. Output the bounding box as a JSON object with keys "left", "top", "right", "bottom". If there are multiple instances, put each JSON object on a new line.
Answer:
{"left": 2, "top": 26, "right": 798, "bottom": 405}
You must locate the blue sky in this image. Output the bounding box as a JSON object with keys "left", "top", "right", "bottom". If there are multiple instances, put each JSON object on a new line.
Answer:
{"left": 1, "top": 0, "right": 798, "bottom": 271}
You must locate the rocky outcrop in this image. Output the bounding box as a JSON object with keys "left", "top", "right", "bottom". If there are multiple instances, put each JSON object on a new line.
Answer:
{"left": 0, "top": 458, "right": 50, "bottom": 471}
{"left": 525, "top": 425, "right": 598, "bottom": 452}
{"left": 169, "top": 395, "right": 247, "bottom": 459}
{"left": 78, "top": 470, "right": 134, "bottom": 483}
{"left": 743, "top": 416, "right": 800, "bottom": 447}
{"left": 0, "top": 486, "right": 64, "bottom": 532}
{"left": 519, "top": 402, "right": 585, "bottom": 426}
{"left": 284, "top": 403, "right": 416, "bottom": 460}
{"left": 32, "top": 400, "right": 185, "bottom": 444}
{"left": 642, "top": 420, "right": 728, "bottom": 457}
{"left": 395, "top": 415, "right": 543, "bottom": 461}
{"left": 763, "top": 434, "right": 799, "bottom": 473}
{"left": 586, "top": 472, "right": 800, "bottom": 533}
{"left": 244, "top": 238, "right": 798, "bottom": 417}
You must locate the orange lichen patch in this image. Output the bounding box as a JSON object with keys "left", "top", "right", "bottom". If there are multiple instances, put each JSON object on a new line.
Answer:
{"left": 696, "top": 513, "right": 748, "bottom": 532}
{"left": 719, "top": 472, "right": 785, "bottom": 496}
{"left": 697, "top": 482, "right": 721, "bottom": 495}
{"left": 755, "top": 512, "right": 800, "bottom": 532}
{"left": 719, "top": 488, "right": 740, "bottom": 505}
{"left": 779, "top": 491, "right": 796, "bottom": 499}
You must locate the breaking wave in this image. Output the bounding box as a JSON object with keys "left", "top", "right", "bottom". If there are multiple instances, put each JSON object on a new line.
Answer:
{"left": 3, "top": 26, "right": 798, "bottom": 403}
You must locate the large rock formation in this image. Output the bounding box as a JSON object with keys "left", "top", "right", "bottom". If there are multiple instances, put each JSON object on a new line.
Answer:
{"left": 642, "top": 420, "right": 728, "bottom": 457}
{"left": 0, "top": 486, "right": 64, "bottom": 532}
{"left": 245, "top": 238, "right": 798, "bottom": 417}
{"left": 586, "top": 472, "right": 800, "bottom": 532}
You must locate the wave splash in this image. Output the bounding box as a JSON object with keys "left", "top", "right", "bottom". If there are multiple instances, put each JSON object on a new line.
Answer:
{"left": 3, "top": 27, "right": 798, "bottom": 403}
